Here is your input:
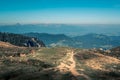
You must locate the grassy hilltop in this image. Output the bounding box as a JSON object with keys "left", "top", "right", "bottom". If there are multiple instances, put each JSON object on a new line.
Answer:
{"left": 0, "top": 42, "right": 120, "bottom": 80}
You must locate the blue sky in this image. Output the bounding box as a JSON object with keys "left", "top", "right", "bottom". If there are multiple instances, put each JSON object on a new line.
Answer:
{"left": 0, "top": 0, "right": 120, "bottom": 24}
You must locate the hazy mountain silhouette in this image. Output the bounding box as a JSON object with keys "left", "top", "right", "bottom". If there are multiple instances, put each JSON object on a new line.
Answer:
{"left": 24, "top": 33, "right": 120, "bottom": 49}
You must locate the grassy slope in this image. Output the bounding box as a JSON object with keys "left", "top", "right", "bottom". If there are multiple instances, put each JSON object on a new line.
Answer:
{"left": 0, "top": 43, "right": 120, "bottom": 80}
{"left": 75, "top": 49, "right": 120, "bottom": 80}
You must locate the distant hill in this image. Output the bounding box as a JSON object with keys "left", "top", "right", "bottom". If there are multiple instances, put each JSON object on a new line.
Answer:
{"left": 24, "top": 33, "right": 72, "bottom": 47}
{"left": 73, "top": 33, "right": 120, "bottom": 49}
{"left": 0, "top": 32, "right": 45, "bottom": 47}
{"left": 24, "top": 33, "right": 120, "bottom": 49}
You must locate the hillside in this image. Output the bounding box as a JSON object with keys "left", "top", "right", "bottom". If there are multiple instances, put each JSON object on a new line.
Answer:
{"left": 24, "top": 33, "right": 120, "bottom": 49}
{"left": 0, "top": 32, "right": 45, "bottom": 47}
{"left": 0, "top": 41, "right": 16, "bottom": 48}
{"left": 0, "top": 46, "right": 120, "bottom": 80}
{"left": 24, "top": 33, "right": 71, "bottom": 47}
{"left": 109, "top": 46, "right": 120, "bottom": 59}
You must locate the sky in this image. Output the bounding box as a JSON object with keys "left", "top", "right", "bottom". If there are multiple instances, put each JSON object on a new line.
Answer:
{"left": 0, "top": 0, "right": 120, "bottom": 24}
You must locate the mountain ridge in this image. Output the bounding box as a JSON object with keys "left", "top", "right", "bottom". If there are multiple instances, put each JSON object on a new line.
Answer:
{"left": 0, "top": 24, "right": 120, "bottom": 36}
{"left": 24, "top": 33, "right": 120, "bottom": 49}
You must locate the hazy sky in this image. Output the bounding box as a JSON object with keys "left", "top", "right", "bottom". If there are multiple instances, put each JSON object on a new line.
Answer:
{"left": 0, "top": 0, "right": 120, "bottom": 24}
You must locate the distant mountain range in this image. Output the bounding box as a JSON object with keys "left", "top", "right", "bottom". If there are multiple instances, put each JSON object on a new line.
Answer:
{"left": 0, "top": 24, "right": 120, "bottom": 49}
{"left": 0, "top": 31, "right": 120, "bottom": 49}
{"left": 24, "top": 33, "right": 120, "bottom": 49}
{"left": 0, "top": 24, "right": 120, "bottom": 36}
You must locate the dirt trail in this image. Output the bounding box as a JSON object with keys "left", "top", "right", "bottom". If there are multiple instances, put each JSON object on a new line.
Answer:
{"left": 57, "top": 50, "right": 91, "bottom": 80}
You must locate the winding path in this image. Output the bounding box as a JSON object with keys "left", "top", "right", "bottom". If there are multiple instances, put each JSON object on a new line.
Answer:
{"left": 57, "top": 50, "right": 91, "bottom": 80}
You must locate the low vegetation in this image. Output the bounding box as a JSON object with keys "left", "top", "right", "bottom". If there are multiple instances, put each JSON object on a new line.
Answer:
{"left": 0, "top": 42, "right": 120, "bottom": 80}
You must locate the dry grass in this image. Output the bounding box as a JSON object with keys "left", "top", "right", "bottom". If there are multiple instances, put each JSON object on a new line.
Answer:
{"left": 85, "top": 55, "right": 120, "bottom": 70}
{"left": 0, "top": 41, "right": 16, "bottom": 48}
{"left": 0, "top": 44, "right": 120, "bottom": 80}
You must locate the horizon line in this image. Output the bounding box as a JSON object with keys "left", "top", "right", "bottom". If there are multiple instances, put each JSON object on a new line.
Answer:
{"left": 0, "top": 23, "right": 120, "bottom": 26}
